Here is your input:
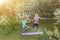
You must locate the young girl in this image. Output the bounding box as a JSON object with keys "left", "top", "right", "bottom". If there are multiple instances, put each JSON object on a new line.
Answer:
{"left": 33, "top": 14, "right": 45, "bottom": 32}
{"left": 32, "top": 14, "right": 40, "bottom": 32}
{"left": 22, "top": 18, "right": 29, "bottom": 33}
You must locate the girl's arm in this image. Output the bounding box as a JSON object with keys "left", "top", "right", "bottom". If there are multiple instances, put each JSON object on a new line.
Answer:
{"left": 39, "top": 17, "right": 46, "bottom": 20}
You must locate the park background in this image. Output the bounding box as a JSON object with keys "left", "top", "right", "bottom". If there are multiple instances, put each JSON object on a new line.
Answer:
{"left": 0, "top": 0, "right": 60, "bottom": 40}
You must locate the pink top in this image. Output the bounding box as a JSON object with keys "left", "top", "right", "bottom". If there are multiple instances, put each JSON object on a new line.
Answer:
{"left": 33, "top": 16, "right": 40, "bottom": 24}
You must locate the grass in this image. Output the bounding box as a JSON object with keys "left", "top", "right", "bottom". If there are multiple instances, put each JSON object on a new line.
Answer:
{"left": 0, "top": 19, "right": 59, "bottom": 40}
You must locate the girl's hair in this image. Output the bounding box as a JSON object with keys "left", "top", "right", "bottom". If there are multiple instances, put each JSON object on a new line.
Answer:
{"left": 35, "top": 14, "right": 39, "bottom": 16}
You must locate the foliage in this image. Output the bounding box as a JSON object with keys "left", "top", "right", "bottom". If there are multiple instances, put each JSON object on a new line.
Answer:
{"left": 14, "top": 0, "right": 39, "bottom": 23}
{"left": 54, "top": 9, "right": 60, "bottom": 23}
{"left": 45, "top": 24, "right": 60, "bottom": 40}
{"left": 37, "top": 0, "right": 60, "bottom": 17}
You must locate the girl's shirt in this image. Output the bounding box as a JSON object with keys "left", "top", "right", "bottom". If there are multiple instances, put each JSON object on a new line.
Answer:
{"left": 22, "top": 21, "right": 27, "bottom": 28}
{"left": 33, "top": 16, "right": 40, "bottom": 24}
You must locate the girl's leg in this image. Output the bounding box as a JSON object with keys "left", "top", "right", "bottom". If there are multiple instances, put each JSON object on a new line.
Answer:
{"left": 36, "top": 26, "right": 38, "bottom": 32}
{"left": 35, "top": 24, "right": 38, "bottom": 32}
{"left": 23, "top": 27, "right": 26, "bottom": 33}
{"left": 35, "top": 26, "right": 37, "bottom": 32}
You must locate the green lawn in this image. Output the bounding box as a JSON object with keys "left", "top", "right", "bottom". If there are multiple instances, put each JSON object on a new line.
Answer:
{"left": 0, "top": 19, "right": 59, "bottom": 40}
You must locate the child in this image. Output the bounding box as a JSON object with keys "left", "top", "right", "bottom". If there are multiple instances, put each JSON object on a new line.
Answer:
{"left": 32, "top": 14, "right": 45, "bottom": 32}
{"left": 32, "top": 14, "right": 40, "bottom": 32}
{"left": 22, "top": 18, "right": 29, "bottom": 33}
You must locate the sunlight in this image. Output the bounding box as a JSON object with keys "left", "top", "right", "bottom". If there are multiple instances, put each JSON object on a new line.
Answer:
{"left": 0, "top": 0, "right": 4, "bottom": 5}
{"left": 0, "top": 0, "right": 14, "bottom": 5}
